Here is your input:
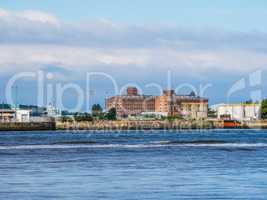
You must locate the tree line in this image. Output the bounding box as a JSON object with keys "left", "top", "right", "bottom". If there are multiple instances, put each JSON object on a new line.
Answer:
{"left": 60, "top": 104, "right": 116, "bottom": 122}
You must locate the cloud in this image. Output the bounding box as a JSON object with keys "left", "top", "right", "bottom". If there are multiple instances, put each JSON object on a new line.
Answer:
{"left": 0, "top": 8, "right": 267, "bottom": 80}
{"left": 0, "top": 8, "right": 59, "bottom": 25}
{"left": 19, "top": 10, "right": 60, "bottom": 25}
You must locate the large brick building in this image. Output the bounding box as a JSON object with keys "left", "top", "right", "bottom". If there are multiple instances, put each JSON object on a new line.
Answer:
{"left": 105, "top": 87, "right": 155, "bottom": 117}
{"left": 155, "top": 90, "right": 208, "bottom": 119}
{"left": 105, "top": 87, "right": 208, "bottom": 119}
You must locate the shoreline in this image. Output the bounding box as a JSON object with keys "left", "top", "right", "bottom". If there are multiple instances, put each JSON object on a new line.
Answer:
{"left": 1, "top": 119, "right": 267, "bottom": 131}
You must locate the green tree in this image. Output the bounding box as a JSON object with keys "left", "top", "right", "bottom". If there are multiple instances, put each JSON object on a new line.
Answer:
{"left": 162, "top": 115, "right": 182, "bottom": 122}
{"left": 74, "top": 112, "right": 93, "bottom": 122}
{"left": 60, "top": 116, "right": 74, "bottom": 122}
{"left": 244, "top": 99, "right": 253, "bottom": 104}
{"left": 0, "top": 103, "right": 11, "bottom": 109}
{"left": 261, "top": 99, "right": 267, "bottom": 119}
{"left": 92, "top": 104, "right": 103, "bottom": 116}
{"left": 208, "top": 108, "right": 217, "bottom": 118}
{"left": 105, "top": 108, "right": 117, "bottom": 120}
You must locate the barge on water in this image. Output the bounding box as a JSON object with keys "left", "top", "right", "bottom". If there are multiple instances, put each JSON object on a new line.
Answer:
{"left": 223, "top": 120, "right": 242, "bottom": 129}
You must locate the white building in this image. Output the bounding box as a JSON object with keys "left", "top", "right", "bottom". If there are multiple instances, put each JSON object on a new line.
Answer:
{"left": 15, "top": 110, "right": 30, "bottom": 122}
{"left": 0, "top": 109, "right": 16, "bottom": 122}
{"left": 213, "top": 103, "right": 261, "bottom": 121}
{"left": 46, "top": 104, "right": 61, "bottom": 118}
{"left": 0, "top": 109, "right": 30, "bottom": 122}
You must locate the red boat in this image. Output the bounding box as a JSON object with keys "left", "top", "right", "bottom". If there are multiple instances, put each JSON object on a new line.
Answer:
{"left": 223, "top": 120, "right": 242, "bottom": 128}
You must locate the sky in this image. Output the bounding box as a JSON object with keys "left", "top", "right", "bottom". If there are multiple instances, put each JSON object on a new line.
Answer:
{"left": 0, "top": 0, "right": 267, "bottom": 111}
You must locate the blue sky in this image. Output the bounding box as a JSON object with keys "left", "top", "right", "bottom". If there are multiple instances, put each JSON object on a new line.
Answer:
{"left": 1, "top": 0, "right": 267, "bottom": 31}
{"left": 0, "top": 1, "right": 267, "bottom": 111}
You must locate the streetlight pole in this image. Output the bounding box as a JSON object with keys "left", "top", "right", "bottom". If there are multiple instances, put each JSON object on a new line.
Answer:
{"left": 12, "top": 86, "right": 18, "bottom": 110}
{"left": 15, "top": 86, "right": 18, "bottom": 110}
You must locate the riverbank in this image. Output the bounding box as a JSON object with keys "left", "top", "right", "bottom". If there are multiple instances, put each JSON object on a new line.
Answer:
{"left": 56, "top": 119, "right": 218, "bottom": 130}
{"left": 0, "top": 122, "right": 56, "bottom": 131}
{"left": 56, "top": 119, "right": 267, "bottom": 130}
{"left": 1, "top": 119, "right": 267, "bottom": 131}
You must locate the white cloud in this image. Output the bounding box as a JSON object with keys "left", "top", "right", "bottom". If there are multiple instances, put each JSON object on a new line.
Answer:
{"left": 19, "top": 10, "right": 60, "bottom": 25}
{"left": 0, "top": 8, "right": 267, "bottom": 79}
{"left": 0, "top": 8, "right": 59, "bottom": 25}
{"left": 0, "top": 45, "right": 265, "bottom": 75}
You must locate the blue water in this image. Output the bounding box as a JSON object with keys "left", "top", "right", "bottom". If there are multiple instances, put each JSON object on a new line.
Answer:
{"left": 1, "top": 129, "right": 267, "bottom": 199}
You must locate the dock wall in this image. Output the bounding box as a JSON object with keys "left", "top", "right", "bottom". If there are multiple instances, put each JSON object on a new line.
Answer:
{"left": 0, "top": 122, "right": 56, "bottom": 131}
{"left": 56, "top": 120, "right": 215, "bottom": 130}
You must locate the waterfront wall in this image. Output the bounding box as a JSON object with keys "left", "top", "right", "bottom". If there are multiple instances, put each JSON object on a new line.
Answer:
{"left": 56, "top": 120, "right": 215, "bottom": 130}
{"left": 1, "top": 120, "right": 267, "bottom": 131}
{"left": 242, "top": 120, "right": 267, "bottom": 129}
{"left": 0, "top": 122, "right": 56, "bottom": 131}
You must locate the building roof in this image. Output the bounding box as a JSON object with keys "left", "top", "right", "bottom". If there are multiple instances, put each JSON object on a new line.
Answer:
{"left": 214, "top": 103, "right": 260, "bottom": 107}
{"left": 0, "top": 109, "right": 15, "bottom": 113}
{"left": 106, "top": 95, "right": 155, "bottom": 100}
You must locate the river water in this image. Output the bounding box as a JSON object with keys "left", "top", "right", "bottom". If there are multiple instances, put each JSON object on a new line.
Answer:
{"left": 0, "top": 129, "right": 267, "bottom": 199}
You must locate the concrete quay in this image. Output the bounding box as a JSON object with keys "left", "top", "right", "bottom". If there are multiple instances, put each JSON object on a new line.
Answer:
{"left": 0, "top": 122, "right": 56, "bottom": 131}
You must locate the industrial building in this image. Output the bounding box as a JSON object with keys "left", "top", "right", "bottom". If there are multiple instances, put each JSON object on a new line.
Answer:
{"left": 105, "top": 87, "right": 155, "bottom": 118}
{"left": 0, "top": 109, "right": 30, "bottom": 122}
{"left": 105, "top": 87, "right": 208, "bottom": 119}
{"left": 214, "top": 103, "right": 261, "bottom": 121}
{"left": 155, "top": 90, "right": 208, "bottom": 119}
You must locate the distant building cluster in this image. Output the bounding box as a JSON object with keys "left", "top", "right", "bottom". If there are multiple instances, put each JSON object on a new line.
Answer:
{"left": 105, "top": 87, "right": 208, "bottom": 119}
{"left": 0, "top": 109, "right": 30, "bottom": 122}
{"left": 0, "top": 87, "right": 264, "bottom": 124}
{"left": 0, "top": 104, "right": 61, "bottom": 123}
